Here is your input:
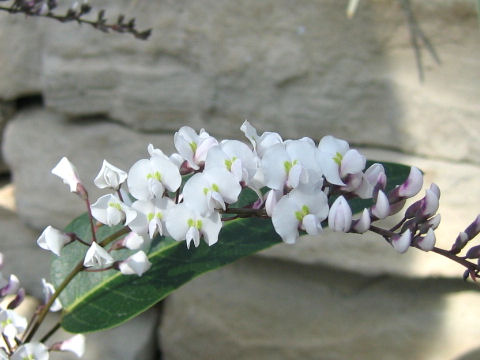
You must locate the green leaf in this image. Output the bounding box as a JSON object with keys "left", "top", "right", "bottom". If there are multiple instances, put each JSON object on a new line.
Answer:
{"left": 52, "top": 160, "right": 411, "bottom": 333}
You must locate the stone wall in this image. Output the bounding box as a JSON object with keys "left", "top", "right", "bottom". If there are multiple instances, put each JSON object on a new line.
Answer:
{"left": 0, "top": 0, "right": 479, "bottom": 359}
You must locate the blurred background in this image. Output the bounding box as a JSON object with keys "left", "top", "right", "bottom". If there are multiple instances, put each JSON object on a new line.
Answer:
{"left": 0, "top": 0, "right": 479, "bottom": 358}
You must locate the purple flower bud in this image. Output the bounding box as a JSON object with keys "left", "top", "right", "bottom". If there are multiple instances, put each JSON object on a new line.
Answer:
{"left": 465, "top": 245, "right": 480, "bottom": 259}
{"left": 391, "top": 229, "right": 411, "bottom": 253}
{"left": 397, "top": 166, "right": 423, "bottom": 198}
{"left": 464, "top": 215, "right": 480, "bottom": 241}
{"left": 371, "top": 190, "right": 389, "bottom": 219}
{"left": 7, "top": 288, "right": 25, "bottom": 310}
{"left": 0, "top": 274, "right": 20, "bottom": 297}
{"left": 419, "top": 188, "right": 439, "bottom": 219}
{"left": 416, "top": 228, "right": 436, "bottom": 251}
{"left": 451, "top": 231, "right": 469, "bottom": 255}
{"left": 352, "top": 208, "right": 370, "bottom": 233}
{"left": 328, "top": 196, "right": 352, "bottom": 232}
{"left": 428, "top": 214, "right": 441, "bottom": 230}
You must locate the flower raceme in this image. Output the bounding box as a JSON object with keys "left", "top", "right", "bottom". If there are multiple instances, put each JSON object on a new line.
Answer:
{"left": 45, "top": 122, "right": 450, "bottom": 284}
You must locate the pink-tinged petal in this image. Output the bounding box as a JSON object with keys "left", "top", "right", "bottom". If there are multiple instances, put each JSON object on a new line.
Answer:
{"left": 265, "top": 189, "right": 283, "bottom": 217}
{"left": 372, "top": 191, "right": 390, "bottom": 219}
{"left": 59, "top": 334, "right": 86, "bottom": 358}
{"left": 421, "top": 188, "right": 439, "bottom": 217}
{"left": 51, "top": 157, "right": 82, "bottom": 193}
{"left": 195, "top": 137, "right": 218, "bottom": 164}
{"left": 119, "top": 251, "right": 152, "bottom": 276}
{"left": 397, "top": 166, "right": 423, "bottom": 198}
{"left": 392, "top": 229, "right": 411, "bottom": 253}
{"left": 272, "top": 197, "right": 300, "bottom": 244}
{"left": 417, "top": 228, "right": 436, "bottom": 251}
{"left": 352, "top": 209, "right": 371, "bottom": 233}
{"left": 340, "top": 149, "right": 366, "bottom": 177}
{"left": 328, "top": 196, "right": 352, "bottom": 232}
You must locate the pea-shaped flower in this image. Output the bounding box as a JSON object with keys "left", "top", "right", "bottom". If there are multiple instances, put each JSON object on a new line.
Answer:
{"left": 272, "top": 185, "right": 329, "bottom": 244}
{"left": 127, "top": 149, "right": 181, "bottom": 201}
{"left": 174, "top": 126, "right": 218, "bottom": 170}
{"left": 90, "top": 194, "right": 137, "bottom": 227}
{"left": 94, "top": 160, "right": 128, "bottom": 190}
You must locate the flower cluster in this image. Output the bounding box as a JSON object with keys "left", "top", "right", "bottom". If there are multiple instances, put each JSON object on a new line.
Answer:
{"left": 44, "top": 121, "right": 442, "bottom": 272}
{"left": 0, "top": 255, "right": 85, "bottom": 359}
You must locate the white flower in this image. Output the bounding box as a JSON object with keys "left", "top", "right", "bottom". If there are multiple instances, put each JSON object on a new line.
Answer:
{"left": 59, "top": 334, "right": 86, "bottom": 358}
{"left": 41, "top": 278, "right": 62, "bottom": 312}
{"left": 205, "top": 140, "right": 257, "bottom": 185}
{"left": 37, "top": 226, "right": 70, "bottom": 256}
{"left": 317, "top": 135, "right": 366, "bottom": 186}
{"left": 371, "top": 190, "right": 390, "bottom": 219}
{"left": 127, "top": 151, "right": 181, "bottom": 201}
{"left": 129, "top": 198, "right": 174, "bottom": 239}
{"left": 328, "top": 196, "right": 352, "bottom": 232}
{"left": 165, "top": 203, "right": 222, "bottom": 249}
{"left": 240, "top": 120, "right": 283, "bottom": 157}
{"left": 182, "top": 168, "right": 241, "bottom": 216}
{"left": 174, "top": 126, "right": 218, "bottom": 170}
{"left": 271, "top": 185, "right": 329, "bottom": 244}
{"left": 0, "top": 307, "right": 27, "bottom": 340}
{"left": 91, "top": 194, "right": 137, "bottom": 227}
{"left": 11, "top": 342, "right": 49, "bottom": 360}
{"left": 94, "top": 160, "right": 128, "bottom": 190}
{"left": 83, "top": 242, "right": 114, "bottom": 269}
{"left": 352, "top": 209, "right": 371, "bottom": 233}
{"left": 51, "top": 157, "right": 82, "bottom": 193}
{"left": 122, "top": 232, "right": 146, "bottom": 250}
{"left": 118, "top": 251, "right": 152, "bottom": 276}
{"left": 261, "top": 140, "right": 322, "bottom": 191}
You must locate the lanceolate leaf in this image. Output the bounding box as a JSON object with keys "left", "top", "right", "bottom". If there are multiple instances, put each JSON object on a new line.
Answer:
{"left": 51, "top": 160, "right": 410, "bottom": 333}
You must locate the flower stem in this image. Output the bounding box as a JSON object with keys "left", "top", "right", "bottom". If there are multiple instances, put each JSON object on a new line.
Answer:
{"left": 23, "top": 226, "right": 130, "bottom": 343}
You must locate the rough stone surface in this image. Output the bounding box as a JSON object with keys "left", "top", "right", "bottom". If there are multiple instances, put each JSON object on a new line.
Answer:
{"left": 2, "top": 108, "right": 176, "bottom": 230}
{"left": 259, "top": 148, "right": 480, "bottom": 278}
{"left": 160, "top": 257, "right": 480, "bottom": 360}
{"left": 0, "top": 1, "right": 478, "bottom": 163}
{"left": 0, "top": 15, "right": 43, "bottom": 99}
{"left": 0, "top": 206, "right": 47, "bottom": 299}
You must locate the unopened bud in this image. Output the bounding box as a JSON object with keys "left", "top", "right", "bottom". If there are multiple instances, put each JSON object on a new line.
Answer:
{"left": 428, "top": 214, "right": 441, "bottom": 230}
{"left": 352, "top": 208, "right": 370, "bottom": 233}
{"left": 371, "top": 190, "right": 389, "bottom": 219}
{"left": 464, "top": 214, "right": 480, "bottom": 241}
{"left": 416, "top": 228, "right": 436, "bottom": 251}
{"left": 328, "top": 196, "right": 352, "bottom": 232}
{"left": 451, "top": 231, "right": 469, "bottom": 254}
{"left": 391, "top": 229, "right": 411, "bottom": 253}
{"left": 465, "top": 245, "right": 480, "bottom": 259}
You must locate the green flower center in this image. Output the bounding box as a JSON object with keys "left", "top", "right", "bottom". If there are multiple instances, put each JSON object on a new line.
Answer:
{"left": 295, "top": 205, "right": 310, "bottom": 221}
{"left": 189, "top": 141, "right": 198, "bottom": 153}
{"left": 146, "top": 171, "right": 162, "bottom": 182}
{"left": 187, "top": 218, "right": 203, "bottom": 229}
{"left": 108, "top": 202, "right": 122, "bottom": 211}
{"left": 203, "top": 183, "right": 220, "bottom": 195}
{"left": 224, "top": 157, "right": 238, "bottom": 171}
{"left": 333, "top": 152, "right": 343, "bottom": 165}
{"left": 284, "top": 160, "right": 298, "bottom": 174}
